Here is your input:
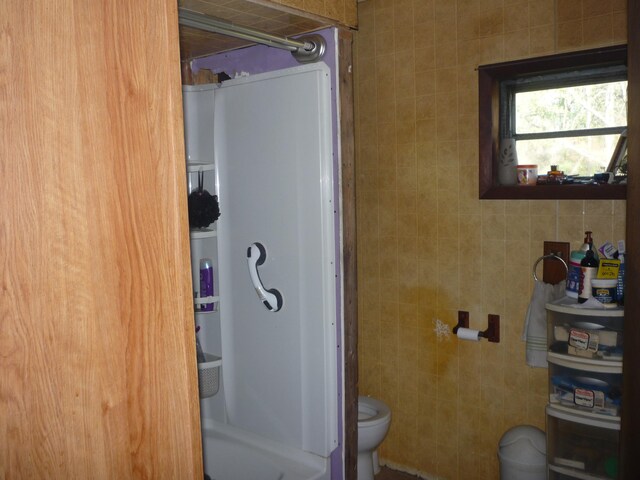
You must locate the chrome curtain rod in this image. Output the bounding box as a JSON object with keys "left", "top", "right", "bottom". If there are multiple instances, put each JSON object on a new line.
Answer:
{"left": 178, "top": 9, "right": 326, "bottom": 64}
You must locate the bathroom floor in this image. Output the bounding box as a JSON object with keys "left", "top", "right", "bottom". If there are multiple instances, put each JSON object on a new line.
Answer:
{"left": 375, "top": 466, "right": 421, "bottom": 480}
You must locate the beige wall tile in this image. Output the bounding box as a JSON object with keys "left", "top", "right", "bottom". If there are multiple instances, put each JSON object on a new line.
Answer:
{"left": 529, "top": 24, "right": 555, "bottom": 55}
{"left": 612, "top": 0, "right": 626, "bottom": 12}
{"left": 504, "top": 29, "right": 531, "bottom": 59}
{"left": 557, "top": 0, "right": 583, "bottom": 22}
{"left": 557, "top": 19, "right": 583, "bottom": 50}
{"left": 529, "top": 0, "right": 555, "bottom": 26}
{"left": 583, "top": 14, "right": 614, "bottom": 46}
{"left": 505, "top": 2, "right": 530, "bottom": 32}
{"left": 584, "top": 0, "right": 613, "bottom": 17}
{"left": 477, "top": 6, "right": 504, "bottom": 37}
{"left": 612, "top": 11, "right": 628, "bottom": 43}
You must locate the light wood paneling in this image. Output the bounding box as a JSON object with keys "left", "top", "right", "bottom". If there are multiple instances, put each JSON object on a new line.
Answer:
{"left": 0, "top": 1, "right": 202, "bottom": 478}
{"left": 265, "top": 0, "right": 357, "bottom": 27}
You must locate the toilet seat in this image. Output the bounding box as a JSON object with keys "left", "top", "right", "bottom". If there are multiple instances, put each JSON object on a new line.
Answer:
{"left": 358, "top": 396, "right": 391, "bottom": 427}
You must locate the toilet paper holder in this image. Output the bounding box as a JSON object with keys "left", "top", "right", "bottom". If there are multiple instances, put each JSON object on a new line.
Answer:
{"left": 453, "top": 311, "right": 500, "bottom": 343}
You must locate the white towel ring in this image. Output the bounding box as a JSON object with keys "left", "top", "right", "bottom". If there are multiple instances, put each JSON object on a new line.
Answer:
{"left": 532, "top": 253, "right": 568, "bottom": 282}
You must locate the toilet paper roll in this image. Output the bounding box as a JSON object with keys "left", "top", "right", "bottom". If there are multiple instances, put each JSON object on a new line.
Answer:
{"left": 456, "top": 327, "right": 481, "bottom": 341}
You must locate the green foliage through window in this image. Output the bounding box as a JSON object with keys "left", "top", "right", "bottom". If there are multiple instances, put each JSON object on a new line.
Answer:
{"left": 502, "top": 69, "right": 627, "bottom": 177}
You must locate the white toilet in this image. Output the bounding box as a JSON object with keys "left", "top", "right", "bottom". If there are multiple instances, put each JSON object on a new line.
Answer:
{"left": 358, "top": 396, "right": 391, "bottom": 480}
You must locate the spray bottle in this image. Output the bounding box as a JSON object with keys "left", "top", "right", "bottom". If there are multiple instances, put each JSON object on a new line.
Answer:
{"left": 579, "top": 237, "right": 599, "bottom": 303}
{"left": 617, "top": 240, "right": 625, "bottom": 306}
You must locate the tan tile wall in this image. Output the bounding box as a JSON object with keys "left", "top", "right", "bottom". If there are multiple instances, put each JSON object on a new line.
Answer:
{"left": 353, "top": 1, "right": 627, "bottom": 478}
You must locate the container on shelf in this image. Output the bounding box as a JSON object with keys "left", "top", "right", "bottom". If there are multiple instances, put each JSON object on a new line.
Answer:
{"left": 517, "top": 164, "right": 538, "bottom": 185}
{"left": 546, "top": 406, "right": 619, "bottom": 480}
{"left": 591, "top": 279, "right": 617, "bottom": 307}
{"left": 198, "top": 353, "right": 222, "bottom": 399}
{"left": 546, "top": 298, "right": 623, "bottom": 362}
{"left": 547, "top": 356, "right": 622, "bottom": 418}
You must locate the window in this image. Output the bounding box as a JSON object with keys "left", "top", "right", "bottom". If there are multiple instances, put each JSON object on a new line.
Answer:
{"left": 478, "top": 45, "right": 628, "bottom": 199}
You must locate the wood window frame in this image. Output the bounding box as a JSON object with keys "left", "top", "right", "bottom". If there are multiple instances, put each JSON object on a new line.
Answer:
{"left": 478, "top": 44, "right": 628, "bottom": 200}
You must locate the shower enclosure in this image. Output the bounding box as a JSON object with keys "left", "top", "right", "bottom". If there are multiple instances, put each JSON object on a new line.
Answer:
{"left": 183, "top": 47, "right": 343, "bottom": 480}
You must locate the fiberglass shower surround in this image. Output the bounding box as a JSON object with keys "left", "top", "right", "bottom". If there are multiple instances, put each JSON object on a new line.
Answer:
{"left": 183, "top": 63, "right": 341, "bottom": 480}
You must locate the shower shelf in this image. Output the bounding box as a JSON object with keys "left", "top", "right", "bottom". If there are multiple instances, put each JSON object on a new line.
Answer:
{"left": 194, "top": 295, "right": 220, "bottom": 315}
{"left": 190, "top": 228, "right": 217, "bottom": 239}
{"left": 198, "top": 353, "right": 222, "bottom": 399}
{"left": 187, "top": 161, "right": 215, "bottom": 172}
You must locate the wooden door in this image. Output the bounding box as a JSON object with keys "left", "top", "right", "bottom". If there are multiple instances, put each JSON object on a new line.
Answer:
{"left": 0, "top": 1, "right": 203, "bottom": 478}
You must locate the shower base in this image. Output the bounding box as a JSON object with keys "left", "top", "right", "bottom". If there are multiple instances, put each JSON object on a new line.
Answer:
{"left": 201, "top": 419, "right": 330, "bottom": 480}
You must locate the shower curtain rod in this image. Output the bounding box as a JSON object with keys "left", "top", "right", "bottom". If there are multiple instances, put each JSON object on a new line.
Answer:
{"left": 178, "top": 9, "right": 326, "bottom": 64}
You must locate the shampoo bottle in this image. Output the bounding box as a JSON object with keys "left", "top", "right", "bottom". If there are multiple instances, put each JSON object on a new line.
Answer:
{"left": 566, "top": 250, "right": 585, "bottom": 298}
{"left": 580, "top": 231, "right": 599, "bottom": 258}
{"left": 567, "top": 231, "right": 594, "bottom": 298}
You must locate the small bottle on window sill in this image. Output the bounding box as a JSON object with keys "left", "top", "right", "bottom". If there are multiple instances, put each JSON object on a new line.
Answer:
{"left": 547, "top": 165, "right": 565, "bottom": 184}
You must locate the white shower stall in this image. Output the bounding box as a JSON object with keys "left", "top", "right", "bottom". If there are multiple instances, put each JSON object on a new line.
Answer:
{"left": 183, "top": 59, "right": 343, "bottom": 480}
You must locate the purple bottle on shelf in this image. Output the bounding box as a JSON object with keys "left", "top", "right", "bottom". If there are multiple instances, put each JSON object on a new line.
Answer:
{"left": 199, "top": 258, "right": 214, "bottom": 312}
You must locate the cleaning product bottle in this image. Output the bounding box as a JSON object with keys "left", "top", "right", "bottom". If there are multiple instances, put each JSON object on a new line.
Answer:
{"left": 579, "top": 241, "right": 599, "bottom": 303}
{"left": 566, "top": 250, "right": 585, "bottom": 298}
{"left": 617, "top": 240, "right": 625, "bottom": 306}
{"left": 567, "top": 231, "right": 594, "bottom": 298}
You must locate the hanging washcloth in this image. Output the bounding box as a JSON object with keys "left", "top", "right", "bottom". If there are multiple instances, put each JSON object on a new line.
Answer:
{"left": 522, "top": 279, "right": 566, "bottom": 367}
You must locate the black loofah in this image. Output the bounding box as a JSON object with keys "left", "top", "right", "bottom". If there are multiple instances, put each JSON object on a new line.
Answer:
{"left": 188, "top": 171, "right": 220, "bottom": 229}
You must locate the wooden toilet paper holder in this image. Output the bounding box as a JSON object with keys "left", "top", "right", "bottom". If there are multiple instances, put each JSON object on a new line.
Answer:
{"left": 453, "top": 311, "right": 500, "bottom": 343}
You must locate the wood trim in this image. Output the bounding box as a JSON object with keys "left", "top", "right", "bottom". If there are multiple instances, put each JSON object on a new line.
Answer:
{"left": 478, "top": 66, "right": 498, "bottom": 198}
{"left": 182, "top": 60, "right": 195, "bottom": 85}
{"left": 541, "top": 241, "right": 570, "bottom": 285}
{"left": 478, "top": 44, "right": 628, "bottom": 200}
{"left": 480, "top": 184, "right": 627, "bottom": 200}
{"left": 478, "top": 44, "right": 627, "bottom": 79}
{"left": 621, "top": 0, "right": 639, "bottom": 477}
{"left": 339, "top": 28, "right": 358, "bottom": 480}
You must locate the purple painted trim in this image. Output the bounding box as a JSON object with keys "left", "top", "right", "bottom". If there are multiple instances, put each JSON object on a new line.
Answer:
{"left": 193, "top": 28, "right": 344, "bottom": 480}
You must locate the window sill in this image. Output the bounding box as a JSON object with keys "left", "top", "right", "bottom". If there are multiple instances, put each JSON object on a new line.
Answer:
{"left": 479, "top": 183, "right": 626, "bottom": 200}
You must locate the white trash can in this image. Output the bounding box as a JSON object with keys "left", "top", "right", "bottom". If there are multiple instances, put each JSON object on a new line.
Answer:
{"left": 498, "top": 425, "right": 546, "bottom": 480}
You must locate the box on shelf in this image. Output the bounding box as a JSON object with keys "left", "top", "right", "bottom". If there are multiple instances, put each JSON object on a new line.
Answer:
{"left": 548, "top": 360, "right": 621, "bottom": 418}
{"left": 546, "top": 297, "right": 623, "bottom": 362}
